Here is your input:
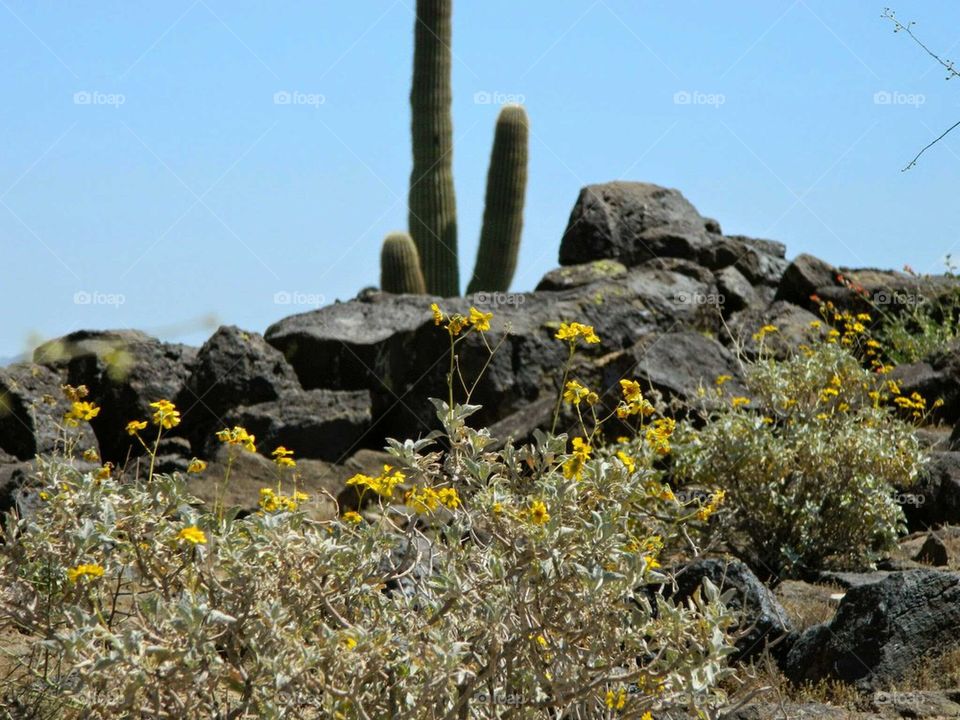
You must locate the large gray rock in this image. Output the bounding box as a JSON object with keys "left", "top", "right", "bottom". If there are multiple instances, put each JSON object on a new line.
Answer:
{"left": 783, "top": 570, "right": 960, "bottom": 690}
{"left": 670, "top": 558, "right": 794, "bottom": 663}
{"left": 265, "top": 263, "right": 721, "bottom": 440}
{"left": 774, "top": 253, "right": 839, "bottom": 308}
{"left": 0, "top": 362, "right": 98, "bottom": 459}
{"left": 902, "top": 452, "right": 960, "bottom": 529}
{"left": 211, "top": 388, "right": 372, "bottom": 462}
{"left": 178, "top": 325, "right": 300, "bottom": 452}
{"left": 559, "top": 182, "right": 712, "bottom": 267}
{"left": 33, "top": 330, "right": 196, "bottom": 462}
{"left": 602, "top": 331, "right": 747, "bottom": 416}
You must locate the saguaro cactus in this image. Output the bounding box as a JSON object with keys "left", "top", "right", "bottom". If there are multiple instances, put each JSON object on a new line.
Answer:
{"left": 380, "top": 232, "right": 427, "bottom": 294}
{"left": 408, "top": 0, "right": 459, "bottom": 297}
{"left": 467, "top": 104, "right": 529, "bottom": 295}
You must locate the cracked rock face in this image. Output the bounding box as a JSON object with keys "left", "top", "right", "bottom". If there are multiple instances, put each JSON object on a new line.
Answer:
{"left": 782, "top": 570, "right": 960, "bottom": 690}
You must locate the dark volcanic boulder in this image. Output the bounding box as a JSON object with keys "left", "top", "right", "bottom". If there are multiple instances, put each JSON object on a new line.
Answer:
{"left": 210, "top": 389, "right": 372, "bottom": 462}
{"left": 535, "top": 259, "right": 627, "bottom": 291}
{"left": 774, "top": 253, "right": 838, "bottom": 308}
{"left": 0, "top": 362, "right": 98, "bottom": 459}
{"left": 602, "top": 331, "right": 747, "bottom": 415}
{"left": 901, "top": 451, "right": 960, "bottom": 529}
{"left": 670, "top": 558, "right": 793, "bottom": 663}
{"left": 723, "top": 301, "right": 823, "bottom": 359}
{"left": 265, "top": 262, "right": 722, "bottom": 440}
{"left": 559, "top": 182, "right": 714, "bottom": 267}
{"left": 178, "top": 326, "right": 300, "bottom": 451}
{"left": 782, "top": 570, "right": 960, "bottom": 690}
{"left": 33, "top": 330, "right": 195, "bottom": 463}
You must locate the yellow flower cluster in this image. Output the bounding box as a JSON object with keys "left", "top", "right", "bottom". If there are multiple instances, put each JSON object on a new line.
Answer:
{"left": 696, "top": 489, "right": 726, "bottom": 522}
{"left": 177, "top": 526, "right": 207, "bottom": 545}
{"left": 150, "top": 399, "right": 181, "bottom": 429}
{"left": 404, "top": 485, "right": 461, "bottom": 514}
{"left": 562, "top": 437, "right": 592, "bottom": 480}
{"left": 346, "top": 465, "right": 406, "bottom": 498}
{"left": 617, "top": 379, "right": 654, "bottom": 418}
{"left": 562, "top": 380, "right": 598, "bottom": 406}
{"left": 126, "top": 420, "right": 148, "bottom": 435}
{"left": 752, "top": 324, "right": 779, "bottom": 342}
{"left": 604, "top": 688, "right": 627, "bottom": 710}
{"left": 555, "top": 321, "right": 600, "bottom": 346}
{"left": 527, "top": 499, "right": 550, "bottom": 526}
{"left": 64, "top": 400, "right": 100, "bottom": 428}
{"left": 259, "top": 487, "right": 309, "bottom": 513}
{"left": 341, "top": 511, "right": 363, "bottom": 524}
{"left": 644, "top": 418, "right": 675, "bottom": 456}
{"left": 271, "top": 446, "right": 296, "bottom": 468}
{"left": 187, "top": 458, "right": 207, "bottom": 474}
{"left": 430, "top": 303, "right": 493, "bottom": 336}
{"left": 216, "top": 426, "right": 257, "bottom": 453}
{"left": 67, "top": 563, "right": 105, "bottom": 582}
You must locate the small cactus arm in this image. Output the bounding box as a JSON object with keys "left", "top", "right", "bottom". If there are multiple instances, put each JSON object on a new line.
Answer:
{"left": 380, "top": 232, "right": 427, "bottom": 294}
{"left": 467, "top": 104, "right": 529, "bottom": 295}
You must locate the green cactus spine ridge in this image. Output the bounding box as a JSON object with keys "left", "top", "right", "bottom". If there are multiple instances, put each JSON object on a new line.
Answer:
{"left": 467, "top": 104, "right": 529, "bottom": 295}
{"left": 408, "top": 0, "right": 459, "bottom": 297}
{"left": 380, "top": 232, "right": 427, "bottom": 294}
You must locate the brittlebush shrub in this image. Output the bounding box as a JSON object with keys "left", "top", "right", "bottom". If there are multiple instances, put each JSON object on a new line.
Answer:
{"left": 0, "top": 311, "right": 736, "bottom": 719}
{"left": 672, "top": 318, "right": 927, "bottom": 577}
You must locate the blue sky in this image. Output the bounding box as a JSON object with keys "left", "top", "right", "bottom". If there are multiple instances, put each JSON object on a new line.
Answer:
{"left": 2, "top": 0, "right": 959, "bottom": 359}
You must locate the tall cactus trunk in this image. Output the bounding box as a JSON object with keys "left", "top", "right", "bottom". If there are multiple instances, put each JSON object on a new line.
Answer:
{"left": 408, "top": 0, "right": 459, "bottom": 297}
{"left": 467, "top": 104, "right": 529, "bottom": 295}
{"left": 380, "top": 232, "right": 427, "bottom": 294}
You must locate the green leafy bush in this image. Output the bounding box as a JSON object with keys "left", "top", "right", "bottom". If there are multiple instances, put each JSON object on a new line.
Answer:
{"left": 672, "top": 320, "right": 927, "bottom": 577}
{"left": 0, "top": 312, "right": 736, "bottom": 719}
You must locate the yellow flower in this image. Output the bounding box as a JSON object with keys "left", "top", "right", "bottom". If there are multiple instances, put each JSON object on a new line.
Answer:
{"left": 437, "top": 487, "right": 461, "bottom": 509}
{"left": 620, "top": 379, "right": 642, "bottom": 403}
{"left": 563, "top": 380, "right": 591, "bottom": 406}
{"left": 95, "top": 463, "right": 113, "bottom": 481}
{"left": 563, "top": 436, "right": 592, "bottom": 479}
{"left": 430, "top": 302, "right": 444, "bottom": 326}
{"left": 272, "top": 446, "right": 296, "bottom": 468}
{"left": 405, "top": 485, "right": 441, "bottom": 514}
{"left": 555, "top": 321, "right": 600, "bottom": 346}
{"left": 645, "top": 418, "right": 675, "bottom": 455}
{"left": 714, "top": 374, "right": 732, "bottom": 386}
{"left": 178, "top": 526, "right": 207, "bottom": 545}
{"left": 605, "top": 688, "right": 627, "bottom": 710}
{"left": 535, "top": 634, "right": 548, "bottom": 648}
{"left": 730, "top": 396, "right": 750, "bottom": 409}
{"left": 342, "top": 636, "right": 357, "bottom": 651}
{"left": 696, "top": 489, "right": 726, "bottom": 521}
{"left": 641, "top": 712, "right": 653, "bottom": 720}
{"left": 149, "top": 399, "right": 181, "bottom": 429}
{"left": 342, "top": 511, "right": 362, "bottom": 524}
{"left": 66, "top": 563, "right": 105, "bottom": 582}
{"left": 126, "top": 419, "right": 148, "bottom": 435}
{"left": 64, "top": 400, "right": 100, "bottom": 427}
{"left": 187, "top": 458, "right": 207, "bottom": 474}
{"left": 61, "top": 384, "right": 89, "bottom": 402}
{"left": 752, "top": 324, "right": 778, "bottom": 341}
{"left": 347, "top": 465, "right": 405, "bottom": 498}
{"left": 491, "top": 502, "right": 504, "bottom": 515}
{"left": 82, "top": 447, "right": 100, "bottom": 463}
{"left": 808, "top": 320, "right": 822, "bottom": 329}
{"left": 216, "top": 426, "right": 256, "bottom": 453}
{"left": 447, "top": 314, "right": 470, "bottom": 336}
{"left": 616, "top": 450, "right": 636, "bottom": 473}
{"left": 528, "top": 499, "right": 550, "bottom": 526}
{"left": 468, "top": 307, "right": 493, "bottom": 332}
